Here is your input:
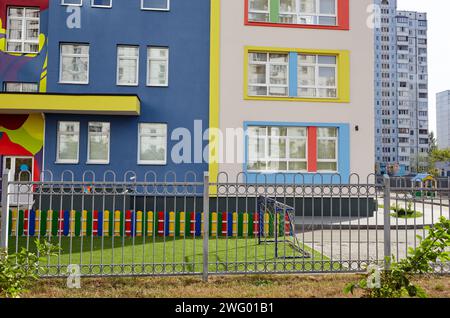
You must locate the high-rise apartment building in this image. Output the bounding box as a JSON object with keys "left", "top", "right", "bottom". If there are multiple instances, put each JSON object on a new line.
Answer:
{"left": 437, "top": 90, "right": 450, "bottom": 149}
{"left": 375, "top": 0, "right": 429, "bottom": 175}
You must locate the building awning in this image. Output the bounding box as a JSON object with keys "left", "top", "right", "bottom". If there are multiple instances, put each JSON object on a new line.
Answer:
{"left": 0, "top": 93, "right": 140, "bottom": 115}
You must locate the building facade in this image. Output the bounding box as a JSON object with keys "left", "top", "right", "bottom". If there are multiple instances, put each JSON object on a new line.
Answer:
{"left": 437, "top": 90, "right": 450, "bottom": 149}
{"left": 375, "top": 0, "right": 429, "bottom": 175}
{"left": 1, "top": 0, "right": 211, "bottom": 198}
{"left": 210, "top": 0, "right": 374, "bottom": 184}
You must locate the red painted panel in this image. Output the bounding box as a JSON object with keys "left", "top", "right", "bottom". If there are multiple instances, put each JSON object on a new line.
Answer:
{"left": 1, "top": 0, "right": 49, "bottom": 26}
{"left": 308, "top": 127, "right": 317, "bottom": 172}
{"left": 244, "top": 0, "right": 350, "bottom": 31}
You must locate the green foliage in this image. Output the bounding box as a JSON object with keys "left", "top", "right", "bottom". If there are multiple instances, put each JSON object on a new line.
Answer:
{"left": 344, "top": 217, "right": 450, "bottom": 298}
{"left": 0, "top": 240, "right": 59, "bottom": 298}
{"left": 428, "top": 148, "right": 450, "bottom": 176}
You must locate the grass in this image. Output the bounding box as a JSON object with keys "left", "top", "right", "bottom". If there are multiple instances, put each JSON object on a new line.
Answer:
{"left": 22, "top": 274, "right": 450, "bottom": 298}
{"left": 391, "top": 211, "right": 424, "bottom": 219}
{"left": 9, "top": 236, "right": 335, "bottom": 275}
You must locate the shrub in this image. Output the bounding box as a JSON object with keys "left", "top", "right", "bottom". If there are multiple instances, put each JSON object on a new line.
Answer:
{"left": 344, "top": 217, "right": 450, "bottom": 298}
{"left": 0, "top": 240, "right": 59, "bottom": 298}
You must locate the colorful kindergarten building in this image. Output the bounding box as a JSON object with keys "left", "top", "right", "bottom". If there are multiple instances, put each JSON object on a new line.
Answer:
{"left": 1, "top": 0, "right": 374, "bottom": 203}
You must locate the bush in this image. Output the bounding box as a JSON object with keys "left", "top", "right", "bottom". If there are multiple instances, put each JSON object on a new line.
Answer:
{"left": 344, "top": 217, "right": 450, "bottom": 298}
{"left": 0, "top": 240, "right": 59, "bottom": 298}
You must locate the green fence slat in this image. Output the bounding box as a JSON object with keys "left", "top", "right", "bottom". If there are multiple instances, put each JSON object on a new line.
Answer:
{"left": 238, "top": 212, "right": 244, "bottom": 237}
{"left": 17, "top": 210, "right": 24, "bottom": 236}
{"left": 175, "top": 212, "right": 181, "bottom": 237}
{"left": 52, "top": 211, "right": 58, "bottom": 236}
{"left": 40, "top": 210, "right": 48, "bottom": 236}
{"left": 86, "top": 211, "right": 93, "bottom": 237}
{"left": 8, "top": 210, "right": 13, "bottom": 236}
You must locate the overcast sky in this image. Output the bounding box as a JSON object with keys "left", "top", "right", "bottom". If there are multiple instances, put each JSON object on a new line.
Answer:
{"left": 397, "top": 0, "right": 450, "bottom": 134}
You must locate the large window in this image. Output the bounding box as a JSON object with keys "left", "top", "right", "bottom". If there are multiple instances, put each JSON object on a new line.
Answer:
{"left": 247, "top": 126, "right": 308, "bottom": 172}
{"left": 117, "top": 46, "right": 139, "bottom": 86}
{"left": 317, "top": 127, "right": 338, "bottom": 171}
{"left": 6, "top": 7, "right": 40, "bottom": 53}
{"left": 147, "top": 47, "right": 169, "bottom": 87}
{"left": 4, "top": 82, "right": 38, "bottom": 92}
{"left": 298, "top": 54, "right": 337, "bottom": 98}
{"left": 248, "top": 52, "right": 289, "bottom": 97}
{"left": 57, "top": 122, "right": 80, "bottom": 164}
{"left": 60, "top": 43, "right": 90, "bottom": 84}
{"left": 291, "top": 0, "right": 336, "bottom": 25}
{"left": 141, "top": 0, "right": 170, "bottom": 10}
{"left": 248, "top": 0, "right": 269, "bottom": 22}
{"left": 138, "top": 123, "right": 167, "bottom": 165}
{"left": 87, "top": 122, "right": 110, "bottom": 164}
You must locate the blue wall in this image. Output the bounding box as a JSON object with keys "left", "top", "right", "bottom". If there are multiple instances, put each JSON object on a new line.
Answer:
{"left": 44, "top": 0, "right": 210, "bottom": 180}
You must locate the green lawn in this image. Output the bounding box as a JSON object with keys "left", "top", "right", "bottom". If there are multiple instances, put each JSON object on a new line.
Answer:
{"left": 9, "top": 236, "right": 336, "bottom": 275}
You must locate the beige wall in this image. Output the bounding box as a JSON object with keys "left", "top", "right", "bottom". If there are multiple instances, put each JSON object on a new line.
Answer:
{"left": 217, "top": 0, "right": 375, "bottom": 179}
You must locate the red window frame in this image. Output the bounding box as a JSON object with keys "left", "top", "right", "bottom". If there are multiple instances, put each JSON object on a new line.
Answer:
{"left": 244, "top": 0, "right": 350, "bottom": 31}
{"left": 0, "top": 0, "right": 48, "bottom": 27}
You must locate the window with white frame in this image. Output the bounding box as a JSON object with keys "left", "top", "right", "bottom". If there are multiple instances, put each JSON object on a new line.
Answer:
{"left": 60, "top": 43, "right": 90, "bottom": 84}
{"left": 248, "top": 0, "right": 269, "bottom": 22}
{"left": 247, "top": 126, "right": 308, "bottom": 172}
{"left": 317, "top": 127, "right": 338, "bottom": 172}
{"left": 4, "top": 82, "right": 38, "bottom": 92}
{"left": 147, "top": 47, "right": 169, "bottom": 86}
{"left": 57, "top": 122, "right": 80, "bottom": 163}
{"left": 61, "top": 0, "right": 83, "bottom": 6}
{"left": 117, "top": 46, "right": 139, "bottom": 86}
{"left": 280, "top": 0, "right": 337, "bottom": 25}
{"left": 138, "top": 123, "right": 167, "bottom": 165}
{"left": 92, "top": 0, "right": 112, "bottom": 8}
{"left": 87, "top": 122, "right": 110, "bottom": 164}
{"left": 6, "top": 7, "right": 40, "bottom": 53}
{"left": 248, "top": 52, "right": 289, "bottom": 97}
{"left": 298, "top": 54, "right": 337, "bottom": 98}
{"left": 141, "top": 0, "right": 170, "bottom": 10}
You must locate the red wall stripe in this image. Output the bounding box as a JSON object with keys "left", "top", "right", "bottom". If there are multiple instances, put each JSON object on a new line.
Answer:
{"left": 244, "top": 0, "right": 350, "bottom": 31}
{"left": 308, "top": 127, "right": 317, "bottom": 172}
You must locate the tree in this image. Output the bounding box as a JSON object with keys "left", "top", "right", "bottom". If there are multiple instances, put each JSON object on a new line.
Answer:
{"left": 428, "top": 148, "right": 450, "bottom": 176}
{"left": 429, "top": 132, "right": 437, "bottom": 152}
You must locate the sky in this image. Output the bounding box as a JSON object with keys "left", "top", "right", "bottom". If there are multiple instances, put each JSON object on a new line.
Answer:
{"left": 397, "top": 0, "right": 450, "bottom": 134}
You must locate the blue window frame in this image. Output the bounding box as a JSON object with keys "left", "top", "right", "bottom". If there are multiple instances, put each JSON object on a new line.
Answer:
{"left": 61, "top": 0, "right": 83, "bottom": 6}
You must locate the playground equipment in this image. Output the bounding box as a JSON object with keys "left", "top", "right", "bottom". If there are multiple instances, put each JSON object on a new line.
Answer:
{"left": 411, "top": 174, "right": 437, "bottom": 198}
{"left": 258, "top": 196, "right": 311, "bottom": 259}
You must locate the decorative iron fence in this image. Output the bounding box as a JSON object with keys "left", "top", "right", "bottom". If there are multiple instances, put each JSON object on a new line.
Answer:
{"left": 0, "top": 170, "right": 449, "bottom": 280}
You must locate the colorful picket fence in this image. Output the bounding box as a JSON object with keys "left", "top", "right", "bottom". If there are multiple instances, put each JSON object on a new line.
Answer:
{"left": 8, "top": 209, "right": 293, "bottom": 238}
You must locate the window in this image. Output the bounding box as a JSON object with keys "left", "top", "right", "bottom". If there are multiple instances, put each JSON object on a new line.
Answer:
{"left": 298, "top": 54, "right": 337, "bottom": 98}
{"left": 3, "top": 82, "right": 38, "bottom": 92}
{"left": 117, "top": 46, "right": 139, "bottom": 86}
{"left": 138, "top": 123, "right": 167, "bottom": 165}
{"left": 248, "top": 52, "right": 289, "bottom": 97}
{"left": 147, "top": 47, "right": 169, "bottom": 86}
{"left": 61, "top": 0, "right": 83, "bottom": 6}
{"left": 247, "top": 126, "right": 307, "bottom": 172}
{"left": 141, "top": 0, "right": 169, "bottom": 11}
{"left": 92, "top": 0, "right": 112, "bottom": 8}
{"left": 60, "top": 43, "right": 89, "bottom": 84}
{"left": 87, "top": 122, "right": 110, "bottom": 164}
{"left": 248, "top": 0, "right": 269, "bottom": 22}
{"left": 6, "top": 7, "right": 40, "bottom": 53}
{"left": 317, "top": 127, "right": 338, "bottom": 171}
{"left": 57, "top": 122, "right": 80, "bottom": 164}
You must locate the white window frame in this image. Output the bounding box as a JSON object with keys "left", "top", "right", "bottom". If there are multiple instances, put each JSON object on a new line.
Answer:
{"left": 248, "top": 52, "right": 289, "bottom": 97}
{"left": 141, "top": 0, "right": 170, "bottom": 11}
{"left": 91, "top": 0, "right": 112, "bottom": 8}
{"left": 147, "top": 47, "right": 169, "bottom": 87}
{"left": 116, "top": 45, "right": 139, "bottom": 86}
{"left": 247, "top": 126, "right": 308, "bottom": 173}
{"left": 61, "top": 0, "right": 83, "bottom": 6}
{"left": 59, "top": 43, "right": 90, "bottom": 85}
{"left": 87, "top": 122, "right": 110, "bottom": 165}
{"left": 279, "top": 0, "right": 338, "bottom": 26}
{"left": 56, "top": 121, "right": 80, "bottom": 164}
{"left": 316, "top": 127, "right": 339, "bottom": 172}
{"left": 138, "top": 123, "right": 168, "bottom": 165}
{"left": 3, "top": 82, "right": 38, "bottom": 92}
{"left": 297, "top": 54, "right": 338, "bottom": 99}
{"left": 248, "top": 0, "right": 270, "bottom": 22}
{"left": 6, "top": 7, "right": 40, "bottom": 54}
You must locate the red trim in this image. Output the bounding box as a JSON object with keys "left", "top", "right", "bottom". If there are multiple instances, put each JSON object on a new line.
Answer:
{"left": 0, "top": 0, "right": 48, "bottom": 26}
{"left": 244, "top": 0, "right": 350, "bottom": 31}
{"left": 308, "top": 127, "right": 317, "bottom": 172}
